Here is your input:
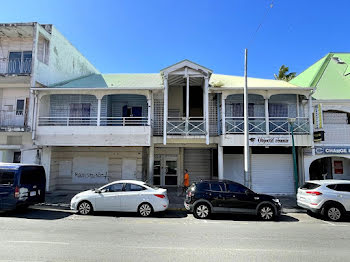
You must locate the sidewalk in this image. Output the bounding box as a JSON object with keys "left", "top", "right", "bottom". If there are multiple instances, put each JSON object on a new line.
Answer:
{"left": 39, "top": 188, "right": 305, "bottom": 213}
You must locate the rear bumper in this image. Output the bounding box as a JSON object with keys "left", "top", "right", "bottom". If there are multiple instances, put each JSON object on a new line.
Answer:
{"left": 297, "top": 200, "right": 321, "bottom": 214}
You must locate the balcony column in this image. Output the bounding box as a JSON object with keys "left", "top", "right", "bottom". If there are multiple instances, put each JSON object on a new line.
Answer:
{"left": 204, "top": 76, "right": 209, "bottom": 144}
{"left": 264, "top": 97, "right": 269, "bottom": 135}
{"left": 218, "top": 145, "right": 224, "bottom": 179}
{"left": 163, "top": 74, "right": 168, "bottom": 145}
{"left": 185, "top": 68, "right": 189, "bottom": 133}
{"left": 221, "top": 94, "right": 226, "bottom": 135}
{"left": 147, "top": 93, "right": 152, "bottom": 126}
{"left": 97, "top": 97, "right": 102, "bottom": 126}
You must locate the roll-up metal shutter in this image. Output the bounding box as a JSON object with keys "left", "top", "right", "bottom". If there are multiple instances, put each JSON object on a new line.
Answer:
{"left": 223, "top": 154, "right": 244, "bottom": 185}
{"left": 251, "top": 154, "right": 294, "bottom": 194}
{"left": 184, "top": 149, "right": 211, "bottom": 184}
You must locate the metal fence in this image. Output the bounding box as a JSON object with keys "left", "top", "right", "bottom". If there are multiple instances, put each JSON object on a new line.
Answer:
{"left": 0, "top": 58, "right": 32, "bottom": 74}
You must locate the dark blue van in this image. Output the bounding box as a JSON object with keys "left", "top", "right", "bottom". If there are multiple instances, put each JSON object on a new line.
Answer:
{"left": 0, "top": 163, "right": 46, "bottom": 211}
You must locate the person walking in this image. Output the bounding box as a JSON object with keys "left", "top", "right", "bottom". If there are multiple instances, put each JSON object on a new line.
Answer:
{"left": 182, "top": 169, "right": 190, "bottom": 196}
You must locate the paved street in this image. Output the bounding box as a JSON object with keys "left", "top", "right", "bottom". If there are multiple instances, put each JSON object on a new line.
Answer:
{"left": 0, "top": 208, "right": 350, "bottom": 262}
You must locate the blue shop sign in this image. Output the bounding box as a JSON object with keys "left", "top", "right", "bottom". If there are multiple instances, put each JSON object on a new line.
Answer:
{"left": 315, "top": 146, "right": 350, "bottom": 155}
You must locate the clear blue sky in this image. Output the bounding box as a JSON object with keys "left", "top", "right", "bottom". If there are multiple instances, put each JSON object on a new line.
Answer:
{"left": 1, "top": 0, "right": 349, "bottom": 78}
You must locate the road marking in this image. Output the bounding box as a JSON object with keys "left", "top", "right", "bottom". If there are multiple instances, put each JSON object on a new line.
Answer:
{"left": 112, "top": 244, "right": 309, "bottom": 253}
{"left": 7, "top": 240, "right": 69, "bottom": 245}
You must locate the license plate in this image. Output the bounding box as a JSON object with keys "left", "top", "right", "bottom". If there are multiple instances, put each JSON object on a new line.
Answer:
{"left": 30, "top": 191, "right": 36, "bottom": 196}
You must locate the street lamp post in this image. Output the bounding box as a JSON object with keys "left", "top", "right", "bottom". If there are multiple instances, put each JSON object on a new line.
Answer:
{"left": 288, "top": 118, "right": 298, "bottom": 192}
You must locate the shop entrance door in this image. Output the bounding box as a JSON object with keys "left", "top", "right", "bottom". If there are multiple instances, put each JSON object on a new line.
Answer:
{"left": 153, "top": 155, "right": 178, "bottom": 187}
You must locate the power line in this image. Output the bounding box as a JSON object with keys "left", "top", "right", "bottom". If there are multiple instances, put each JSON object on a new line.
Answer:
{"left": 247, "top": 0, "right": 274, "bottom": 48}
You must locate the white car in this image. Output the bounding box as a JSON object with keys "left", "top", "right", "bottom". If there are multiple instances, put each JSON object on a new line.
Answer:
{"left": 70, "top": 180, "right": 169, "bottom": 216}
{"left": 297, "top": 180, "right": 350, "bottom": 221}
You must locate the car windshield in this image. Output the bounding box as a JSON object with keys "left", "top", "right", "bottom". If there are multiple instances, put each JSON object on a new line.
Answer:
{"left": 300, "top": 182, "right": 320, "bottom": 190}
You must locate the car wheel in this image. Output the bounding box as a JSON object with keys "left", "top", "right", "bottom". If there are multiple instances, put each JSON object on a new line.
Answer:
{"left": 193, "top": 203, "right": 210, "bottom": 219}
{"left": 138, "top": 203, "right": 153, "bottom": 217}
{"left": 258, "top": 204, "right": 275, "bottom": 221}
{"left": 325, "top": 205, "right": 343, "bottom": 222}
{"left": 78, "top": 201, "right": 93, "bottom": 215}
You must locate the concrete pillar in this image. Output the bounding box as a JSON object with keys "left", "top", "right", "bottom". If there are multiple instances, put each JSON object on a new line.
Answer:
{"left": 163, "top": 75, "right": 168, "bottom": 145}
{"left": 148, "top": 144, "right": 154, "bottom": 184}
{"left": 41, "top": 147, "right": 52, "bottom": 192}
{"left": 218, "top": 145, "right": 224, "bottom": 180}
{"left": 97, "top": 98, "right": 101, "bottom": 126}
{"left": 265, "top": 97, "right": 269, "bottom": 134}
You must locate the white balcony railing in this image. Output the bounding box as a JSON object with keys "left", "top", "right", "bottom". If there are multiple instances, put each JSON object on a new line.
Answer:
{"left": 38, "top": 116, "right": 148, "bottom": 126}
{"left": 0, "top": 110, "right": 25, "bottom": 128}
{"left": 100, "top": 117, "right": 148, "bottom": 126}
{"left": 0, "top": 58, "right": 32, "bottom": 74}
{"left": 225, "top": 117, "right": 266, "bottom": 134}
{"left": 269, "top": 117, "right": 309, "bottom": 134}
{"left": 225, "top": 117, "right": 309, "bottom": 135}
{"left": 167, "top": 117, "right": 206, "bottom": 135}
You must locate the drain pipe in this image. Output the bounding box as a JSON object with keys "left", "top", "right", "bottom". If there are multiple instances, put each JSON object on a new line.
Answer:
{"left": 31, "top": 91, "right": 38, "bottom": 141}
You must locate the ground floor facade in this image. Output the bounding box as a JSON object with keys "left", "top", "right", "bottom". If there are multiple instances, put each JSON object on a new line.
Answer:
{"left": 38, "top": 143, "right": 307, "bottom": 196}
{"left": 303, "top": 146, "right": 350, "bottom": 181}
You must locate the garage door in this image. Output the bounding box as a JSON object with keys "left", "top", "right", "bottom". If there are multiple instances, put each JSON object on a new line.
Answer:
{"left": 223, "top": 154, "right": 244, "bottom": 185}
{"left": 184, "top": 149, "right": 211, "bottom": 184}
{"left": 223, "top": 154, "right": 294, "bottom": 194}
{"left": 251, "top": 154, "right": 294, "bottom": 194}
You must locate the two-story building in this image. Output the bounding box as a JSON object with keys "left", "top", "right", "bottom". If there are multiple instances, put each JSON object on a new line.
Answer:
{"left": 32, "top": 60, "right": 313, "bottom": 194}
{"left": 291, "top": 53, "right": 350, "bottom": 181}
{"left": 0, "top": 22, "right": 98, "bottom": 164}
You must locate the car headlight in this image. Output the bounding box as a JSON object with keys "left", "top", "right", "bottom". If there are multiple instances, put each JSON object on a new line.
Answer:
{"left": 272, "top": 198, "right": 280, "bottom": 203}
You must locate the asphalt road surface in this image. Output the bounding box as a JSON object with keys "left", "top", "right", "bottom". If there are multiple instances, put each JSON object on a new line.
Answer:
{"left": 0, "top": 207, "right": 349, "bottom": 262}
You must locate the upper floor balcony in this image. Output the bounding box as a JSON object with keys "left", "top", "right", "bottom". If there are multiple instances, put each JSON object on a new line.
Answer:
{"left": 0, "top": 97, "right": 28, "bottom": 131}
{"left": 35, "top": 93, "right": 151, "bottom": 146}
{"left": 0, "top": 52, "right": 32, "bottom": 75}
{"left": 220, "top": 94, "right": 313, "bottom": 147}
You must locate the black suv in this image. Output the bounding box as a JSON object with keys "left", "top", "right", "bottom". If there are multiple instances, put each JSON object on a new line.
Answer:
{"left": 184, "top": 180, "right": 282, "bottom": 220}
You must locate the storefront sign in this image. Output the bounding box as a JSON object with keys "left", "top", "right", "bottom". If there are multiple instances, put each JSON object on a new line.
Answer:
{"left": 248, "top": 135, "right": 291, "bottom": 146}
{"left": 314, "top": 104, "right": 323, "bottom": 129}
{"left": 315, "top": 146, "right": 350, "bottom": 155}
{"left": 72, "top": 157, "right": 109, "bottom": 184}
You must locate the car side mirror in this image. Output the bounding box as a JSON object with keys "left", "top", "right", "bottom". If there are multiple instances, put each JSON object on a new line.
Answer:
{"left": 95, "top": 189, "right": 102, "bottom": 194}
{"left": 245, "top": 189, "right": 253, "bottom": 195}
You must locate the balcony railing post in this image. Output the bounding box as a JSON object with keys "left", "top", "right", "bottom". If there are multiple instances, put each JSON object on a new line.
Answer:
{"left": 97, "top": 98, "right": 101, "bottom": 126}
{"left": 221, "top": 95, "right": 226, "bottom": 135}
{"left": 265, "top": 97, "right": 269, "bottom": 135}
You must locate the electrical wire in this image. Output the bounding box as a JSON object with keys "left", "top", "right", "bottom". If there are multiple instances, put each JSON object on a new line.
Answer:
{"left": 247, "top": 0, "right": 274, "bottom": 49}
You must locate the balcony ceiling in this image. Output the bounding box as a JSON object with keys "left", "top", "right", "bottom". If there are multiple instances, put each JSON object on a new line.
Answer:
{"left": 168, "top": 74, "right": 203, "bottom": 86}
{"left": 0, "top": 24, "right": 33, "bottom": 38}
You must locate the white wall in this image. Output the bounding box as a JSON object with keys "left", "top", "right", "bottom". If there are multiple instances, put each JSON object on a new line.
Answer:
{"left": 34, "top": 25, "right": 99, "bottom": 87}
{"left": 49, "top": 147, "right": 143, "bottom": 191}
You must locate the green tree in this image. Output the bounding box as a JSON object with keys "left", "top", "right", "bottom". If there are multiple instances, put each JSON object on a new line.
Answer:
{"left": 274, "top": 65, "right": 296, "bottom": 81}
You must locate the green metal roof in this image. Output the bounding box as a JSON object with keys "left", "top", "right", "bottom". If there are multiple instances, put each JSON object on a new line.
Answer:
{"left": 50, "top": 73, "right": 303, "bottom": 89}
{"left": 290, "top": 53, "right": 350, "bottom": 100}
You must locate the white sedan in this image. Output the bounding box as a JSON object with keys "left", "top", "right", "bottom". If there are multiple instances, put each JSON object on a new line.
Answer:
{"left": 70, "top": 180, "right": 169, "bottom": 216}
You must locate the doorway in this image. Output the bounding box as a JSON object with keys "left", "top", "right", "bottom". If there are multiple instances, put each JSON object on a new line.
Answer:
{"left": 153, "top": 155, "right": 178, "bottom": 186}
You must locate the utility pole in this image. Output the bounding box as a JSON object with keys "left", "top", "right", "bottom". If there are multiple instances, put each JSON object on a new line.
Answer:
{"left": 244, "top": 49, "right": 251, "bottom": 188}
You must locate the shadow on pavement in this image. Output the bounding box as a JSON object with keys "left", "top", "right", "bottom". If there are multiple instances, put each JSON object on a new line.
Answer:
{"left": 93, "top": 210, "right": 188, "bottom": 219}
{"left": 207, "top": 213, "right": 299, "bottom": 222}
{"left": 0, "top": 208, "right": 72, "bottom": 220}
{"left": 306, "top": 211, "right": 350, "bottom": 223}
